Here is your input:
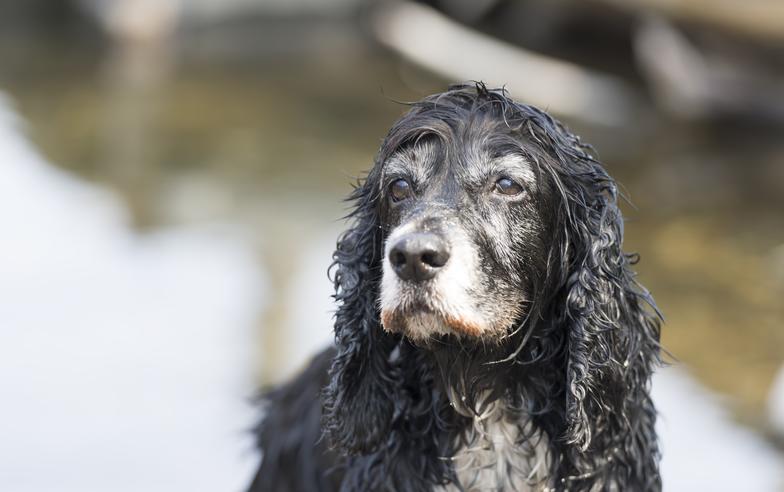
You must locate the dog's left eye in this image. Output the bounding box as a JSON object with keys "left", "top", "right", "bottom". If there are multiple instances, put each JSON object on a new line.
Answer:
{"left": 494, "top": 177, "right": 524, "bottom": 196}
{"left": 389, "top": 179, "right": 412, "bottom": 202}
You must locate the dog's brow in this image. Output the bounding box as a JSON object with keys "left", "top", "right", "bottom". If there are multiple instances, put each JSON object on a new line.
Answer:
{"left": 383, "top": 157, "right": 412, "bottom": 178}
{"left": 383, "top": 141, "right": 439, "bottom": 183}
{"left": 462, "top": 153, "right": 537, "bottom": 188}
{"left": 493, "top": 154, "right": 537, "bottom": 183}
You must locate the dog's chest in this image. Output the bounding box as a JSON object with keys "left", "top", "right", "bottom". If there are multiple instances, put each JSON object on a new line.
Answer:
{"left": 439, "top": 406, "right": 550, "bottom": 492}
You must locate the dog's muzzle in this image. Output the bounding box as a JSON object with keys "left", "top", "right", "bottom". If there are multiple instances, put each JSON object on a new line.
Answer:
{"left": 388, "top": 232, "right": 450, "bottom": 282}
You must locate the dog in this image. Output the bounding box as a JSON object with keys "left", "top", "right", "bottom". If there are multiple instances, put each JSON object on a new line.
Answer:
{"left": 248, "top": 84, "right": 662, "bottom": 491}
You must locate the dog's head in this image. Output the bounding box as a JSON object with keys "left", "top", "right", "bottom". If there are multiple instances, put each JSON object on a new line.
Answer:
{"left": 323, "top": 84, "right": 661, "bottom": 490}
{"left": 376, "top": 104, "right": 556, "bottom": 344}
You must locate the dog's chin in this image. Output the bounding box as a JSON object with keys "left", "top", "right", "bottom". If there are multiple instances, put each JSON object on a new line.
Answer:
{"left": 380, "top": 306, "right": 487, "bottom": 344}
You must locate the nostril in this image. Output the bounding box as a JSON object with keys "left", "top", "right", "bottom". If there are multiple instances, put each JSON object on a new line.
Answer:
{"left": 420, "top": 248, "right": 449, "bottom": 268}
{"left": 391, "top": 250, "right": 407, "bottom": 268}
{"left": 420, "top": 251, "right": 437, "bottom": 268}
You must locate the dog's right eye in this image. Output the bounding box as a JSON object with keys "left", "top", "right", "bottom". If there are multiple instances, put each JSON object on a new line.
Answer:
{"left": 494, "top": 177, "right": 524, "bottom": 196}
{"left": 389, "top": 179, "right": 412, "bottom": 202}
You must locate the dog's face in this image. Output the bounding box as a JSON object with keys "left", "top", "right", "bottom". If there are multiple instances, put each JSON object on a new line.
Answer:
{"left": 378, "top": 120, "right": 554, "bottom": 344}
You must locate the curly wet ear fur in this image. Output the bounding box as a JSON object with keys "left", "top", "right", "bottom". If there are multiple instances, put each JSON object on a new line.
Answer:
{"left": 562, "top": 189, "right": 661, "bottom": 488}
{"left": 524, "top": 111, "right": 662, "bottom": 488}
{"left": 321, "top": 169, "right": 396, "bottom": 454}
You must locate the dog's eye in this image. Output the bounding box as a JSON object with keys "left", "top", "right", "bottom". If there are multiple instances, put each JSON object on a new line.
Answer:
{"left": 494, "top": 177, "right": 523, "bottom": 196}
{"left": 389, "top": 179, "right": 412, "bottom": 202}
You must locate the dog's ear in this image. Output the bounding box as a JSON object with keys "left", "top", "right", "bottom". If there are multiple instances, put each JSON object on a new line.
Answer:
{"left": 557, "top": 157, "right": 662, "bottom": 487}
{"left": 321, "top": 170, "right": 400, "bottom": 455}
{"left": 522, "top": 110, "right": 662, "bottom": 487}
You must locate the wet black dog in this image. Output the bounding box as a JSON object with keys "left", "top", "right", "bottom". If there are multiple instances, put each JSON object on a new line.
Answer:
{"left": 248, "top": 84, "right": 662, "bottom": 491}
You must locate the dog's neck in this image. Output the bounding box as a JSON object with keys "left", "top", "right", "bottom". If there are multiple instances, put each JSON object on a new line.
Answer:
{"left": 441, "top": 392, "right": 551, "bottom": 492}
{"left": 422, "top": 336, "right": 556, "bottom": 490}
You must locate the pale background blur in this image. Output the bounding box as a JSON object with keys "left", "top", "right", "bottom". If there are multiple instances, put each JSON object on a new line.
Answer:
{"left": 0, "top": 0, "right": 783, "bottom": 490}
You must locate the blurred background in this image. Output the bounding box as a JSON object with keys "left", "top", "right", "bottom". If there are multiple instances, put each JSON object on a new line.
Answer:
{"left": 0, "top": 0, "right": 783, "bottom": 490}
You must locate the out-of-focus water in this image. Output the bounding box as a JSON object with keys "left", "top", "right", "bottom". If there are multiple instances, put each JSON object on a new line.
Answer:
{"left": 0, "top": 93, "right": 263, "bottom": 491}
{"left": 1, "top": 17, "right": 783, "bottom": 474}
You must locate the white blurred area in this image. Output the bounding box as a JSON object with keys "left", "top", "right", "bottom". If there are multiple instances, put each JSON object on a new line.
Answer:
{"left": 770, "top": 367, "right": 784, "bottom": 437}
{"left": 655, "top": 368, "right": 784, "bottom": 490}
{"left": 0, "top": 95, "right": 264, "bottom": 491}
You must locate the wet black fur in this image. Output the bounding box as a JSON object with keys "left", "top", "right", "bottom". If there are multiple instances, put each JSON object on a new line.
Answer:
{"left": 250, "top": 84, "right": 662, "bottom": 491}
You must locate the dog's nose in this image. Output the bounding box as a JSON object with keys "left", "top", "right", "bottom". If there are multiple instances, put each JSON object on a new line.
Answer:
{"left": 388, "top": 232, "right": 450, "bottom": 282}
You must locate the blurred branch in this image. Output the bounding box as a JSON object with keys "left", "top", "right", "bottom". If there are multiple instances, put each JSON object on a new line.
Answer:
{"left": 370, "top": 1, "right": 642, "bottom": 126}
{"left": 634, "top": 15, "right": 784, "bottom": 122}
{"left": 594, "top": 0, "right": 784, "bottom": 43}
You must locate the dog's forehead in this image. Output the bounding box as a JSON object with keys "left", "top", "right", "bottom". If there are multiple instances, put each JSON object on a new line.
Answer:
{"left": 460, "top": 153, "right": 537, "bottom": 187}
{"left": 382, "top": 139, "right": 441, "bottom": 180}
{"left": 383, "top": 139, "right": 537, "bottom": 187}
